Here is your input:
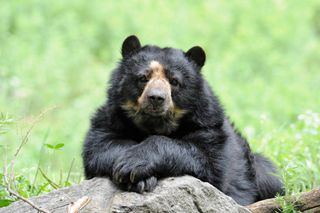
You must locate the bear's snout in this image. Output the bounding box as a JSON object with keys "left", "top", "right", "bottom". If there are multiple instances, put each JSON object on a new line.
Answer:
{"left": 147, "top": 93, "right": 165, "bottom": 107}
{"left": 141, "top": 86, "right": 171, "bottom": 116}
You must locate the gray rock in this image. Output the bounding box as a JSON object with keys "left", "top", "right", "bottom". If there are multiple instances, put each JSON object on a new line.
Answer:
{"left": 0, "top": 176, "right": 250, "bottom": 213}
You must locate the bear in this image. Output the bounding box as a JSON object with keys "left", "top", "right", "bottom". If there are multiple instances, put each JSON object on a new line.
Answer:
{"left": 82, "top": 35, "right": 284, "bottom": 205}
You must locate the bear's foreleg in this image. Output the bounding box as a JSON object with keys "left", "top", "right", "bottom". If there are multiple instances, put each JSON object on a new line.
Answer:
{"left": 82, "top": 129, "right": 137, "bottom": 179}
{"left": 112, "top": 135, "right": 213, "bottom": 193}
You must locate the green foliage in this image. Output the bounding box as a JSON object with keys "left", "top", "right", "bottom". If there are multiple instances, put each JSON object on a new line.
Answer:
{"left": 276, "top": 195, "right": 301, "bottom": 213}
{"left": 0, "top": 0, "right": 320, "bottom": 211}
{"left": 0, "top": 113, "right": 74, "bottom": 207}
{"left": 251, "top": 111, "right": 320, "bottom": 193}
{"left": 0, "top": 173, "right": 51, "bottom": 207}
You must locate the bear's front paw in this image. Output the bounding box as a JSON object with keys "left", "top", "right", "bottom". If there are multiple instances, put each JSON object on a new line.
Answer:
{"left": 127, "top": 176, "right": 158, "bottom": 193}
{"left": 112, "top": 156, "right": 157, "bottom": 193}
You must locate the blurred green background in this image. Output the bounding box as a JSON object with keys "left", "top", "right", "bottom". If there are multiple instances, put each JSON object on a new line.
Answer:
{"left": 1, "top": 0, "right": 320, "bottom": 203}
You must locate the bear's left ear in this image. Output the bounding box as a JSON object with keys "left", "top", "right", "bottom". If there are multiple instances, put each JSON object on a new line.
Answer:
{"left": 121, "top": 35, "right": 141, "bottom": 58}
{"left": 185, "top": 46, "right": 206, "bottom": 68}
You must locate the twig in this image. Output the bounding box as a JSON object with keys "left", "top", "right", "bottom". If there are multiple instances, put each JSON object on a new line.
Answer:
{"left": 38, "top": 167, "right": 75, "bottom": 204}
{"left": 39, "top": 167, "right": 60, "bottom": 189}
{"left": 67, "top": 196, "right": 91, "bottom": 213}
{"left": 66, "top": 158, "right": 75, "bottom": 184}
{"left": 10, "top": 106, "right": 57, "bottom": 183}
{"left": 3, "top": 147, "right": 51, "bottom": 213}
{"left": 2, "top": 107, "right": 56, "bottom": 213}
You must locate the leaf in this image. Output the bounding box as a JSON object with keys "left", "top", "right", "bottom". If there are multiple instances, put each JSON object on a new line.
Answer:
{"left": 39, "top": 183, "right": 50, "bottom": 193}
{"left": 45, "top": 143, "right": 55, "bottom": 149}
{"left": 54, "top": 143, "right": 64, "bottom": 149}
{"left": 0, "top": 199, "right": 14, "bottom": 207}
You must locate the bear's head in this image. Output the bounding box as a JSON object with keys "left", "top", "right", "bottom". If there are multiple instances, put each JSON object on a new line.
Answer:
{"left": 113, "top": 35, "right": 207, "bottom": 134}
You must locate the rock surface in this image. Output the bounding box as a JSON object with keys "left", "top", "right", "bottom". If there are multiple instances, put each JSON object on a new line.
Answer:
{"left": 0, "top": 176, "right": 250, "bottom": 213}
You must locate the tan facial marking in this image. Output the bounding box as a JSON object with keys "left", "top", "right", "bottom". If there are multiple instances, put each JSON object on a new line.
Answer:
{"left": 149, "top": 61, "right": 166, "bottom": 79}
{"left": 121, "top": 100, "right": 140, "bottom": 115}
{"left": 172, "top": 106, "right": 187, "bottom": 119}
{"left": 137, "top": 61, "right": 173, "bottom": 107}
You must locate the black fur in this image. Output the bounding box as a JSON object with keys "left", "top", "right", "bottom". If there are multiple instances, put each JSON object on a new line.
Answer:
{"left": 82, "top": 36, "right": 284, "bottom": 205}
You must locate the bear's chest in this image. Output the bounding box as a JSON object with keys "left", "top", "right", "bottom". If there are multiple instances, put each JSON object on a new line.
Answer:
{"left": 131, "top": 114, "right": 179, "bottom": 135}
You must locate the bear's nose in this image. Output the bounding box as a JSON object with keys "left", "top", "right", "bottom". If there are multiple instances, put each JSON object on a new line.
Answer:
{"left": 147, "top": 93, "right": 165, "bottom": 107}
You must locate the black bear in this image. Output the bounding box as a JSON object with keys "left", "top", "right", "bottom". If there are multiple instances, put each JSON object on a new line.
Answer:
{"left": 82, "top": 35, "right": 284, "bottom": 205}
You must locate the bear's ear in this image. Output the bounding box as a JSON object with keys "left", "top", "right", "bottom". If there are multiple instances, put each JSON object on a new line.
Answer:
{"left": 185, "top": 46, "right": 206, "bottom": 68}
{"left": 121, "top": 35, "right": 141, "bottom": 58}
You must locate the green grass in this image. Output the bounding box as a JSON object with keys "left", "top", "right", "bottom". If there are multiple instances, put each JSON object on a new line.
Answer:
{"left": 1, "top": 0, "right": 320, "bottom": 211}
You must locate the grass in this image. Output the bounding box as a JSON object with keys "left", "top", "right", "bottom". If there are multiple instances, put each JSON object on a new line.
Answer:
{"left": 1, "top": 0, "right": 320, "bottom": 211}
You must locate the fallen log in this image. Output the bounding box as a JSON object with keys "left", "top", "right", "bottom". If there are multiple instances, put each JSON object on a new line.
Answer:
{"left": 246, "top": 188, "right": 320, "bottom": 213}
{"left": 0, "top": 176, "right": 250, "bottom": 213}
{"left": 1, "top": 175, "right": 319, "bottom": 213}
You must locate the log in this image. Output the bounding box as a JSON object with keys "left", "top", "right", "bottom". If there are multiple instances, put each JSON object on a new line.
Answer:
{"left": 1, "top": 175, "right": 319, "bottom": 213}
{"left": 246, "top": 188, "right": 320, "bottom": 213}
{"left": 0, "top": 176, "right": 250, "bottom": 213}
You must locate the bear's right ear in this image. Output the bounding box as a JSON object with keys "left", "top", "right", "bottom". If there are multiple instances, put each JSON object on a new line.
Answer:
{"left": 121, "top": 35, "right": 141, "bottom": 58}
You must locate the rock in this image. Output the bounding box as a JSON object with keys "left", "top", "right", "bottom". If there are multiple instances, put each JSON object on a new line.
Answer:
{"left": 0, "top": 176, "right": 250, "bottom": 213}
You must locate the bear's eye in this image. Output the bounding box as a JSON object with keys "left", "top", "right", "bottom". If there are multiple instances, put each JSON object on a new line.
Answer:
{"left": 138, "top": 75, "right": 148, "bottom": 83}
{"left": 170, "top": 78, "right": 179, "bottom": 87}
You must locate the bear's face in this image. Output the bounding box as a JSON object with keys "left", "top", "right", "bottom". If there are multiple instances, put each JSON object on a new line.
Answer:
{"left": 116, "top": 36, "right": 206, "bottom": 134}
{"left": 136, "top": 60, "right": 173, "bottom": 116}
